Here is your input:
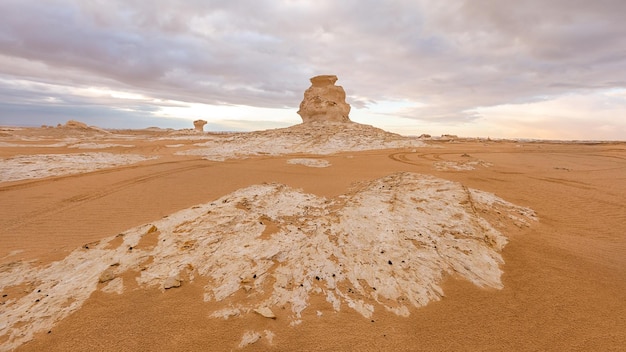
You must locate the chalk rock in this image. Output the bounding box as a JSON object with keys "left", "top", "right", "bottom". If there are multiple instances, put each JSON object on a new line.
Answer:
{"left": 253, "top": 306, "right": 276, "bottom": 319}
{"left": 297, "top": 75, "right": 351, "bottom": 124}
{"left": 193, "top": 119, "right": 207, "bottom": 132}
{"left": 98, "top": 268, "right": 117, "bottom": 283}
{"left": 163, "top": 275, "right": 181, "bottom": 289}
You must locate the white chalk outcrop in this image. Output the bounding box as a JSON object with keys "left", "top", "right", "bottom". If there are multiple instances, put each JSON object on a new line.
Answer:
{"left": 298, "top": 75, "right": 351, "bottom": 124}
{"left": 176, "top": 75, "right": 426, "bottom": 160}
{"left": 177, "top": 123, "right": 426, "bottom": 161}
{"left": 0, "top": 172, "right": 536, "bottom": 351}
{"left": 0, "top": 153, "right": 157, "bottom": 183}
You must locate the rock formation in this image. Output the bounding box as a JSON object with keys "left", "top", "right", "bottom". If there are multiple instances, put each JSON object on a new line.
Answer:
{"left": 297, "top": 75, "right": 351, "bottom": 124}
{"left": 193, "top": 119, "right": 207, "bottom": 132}
{"left": 63, "top": 120, "right": 89, "bottom": 129}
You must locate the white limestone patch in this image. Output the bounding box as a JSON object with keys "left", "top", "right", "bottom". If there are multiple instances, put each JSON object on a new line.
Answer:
{"left": 68, "top": 143, "right": 134, "bottom": 149}
{"left": 236, "top": 330, "right": 275, "bottom": 349}
{"left": 0, "top": 172, "right": 536, "bottom": 351}
{"left": 238, "top": 331, "right": 262, "bottom": 348}
{"left": 434, "top": 160, "right": 493, "bottom": 171}
{"left": 176, "top": 122, "right": 426, "bottom": 161}
{"left": 287, "top": 158, "right": 331, "bottom": 168}
{"left": 0, "top": 153, "right": 157, "bottom": 183}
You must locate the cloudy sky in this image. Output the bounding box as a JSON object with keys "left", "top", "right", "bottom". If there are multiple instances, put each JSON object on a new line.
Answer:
{"left": 1, "top": 0, "right": 625, "bottom": 139}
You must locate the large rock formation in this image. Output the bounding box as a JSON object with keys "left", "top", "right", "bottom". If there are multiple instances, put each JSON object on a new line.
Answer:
{"left": 297, "top": 75, "right": 351, "bottom": 124}
{"left": 193, "top": 119, "right": 207, "bottom": 132}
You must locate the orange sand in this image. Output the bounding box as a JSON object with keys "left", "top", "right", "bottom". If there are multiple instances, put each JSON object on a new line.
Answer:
{"left": 1, "top": 128, "right": 625, "bottom": 351}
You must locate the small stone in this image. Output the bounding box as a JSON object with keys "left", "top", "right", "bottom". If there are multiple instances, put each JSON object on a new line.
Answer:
{"left": 253, "top": 306, "right": 276, "bottom": 319}
{"left": 98, "top": 268, "right": 116, "bottom": 283}
{"left": 163, "top": 276, "right": 181, "bottom": 289}
{"left": 146, "top": 225, "right": 158, "bottom": 234}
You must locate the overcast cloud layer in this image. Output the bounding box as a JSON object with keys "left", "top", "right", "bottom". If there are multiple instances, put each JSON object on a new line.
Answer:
{"left": 1, "top": 0, "right": 625, "bottom": 139}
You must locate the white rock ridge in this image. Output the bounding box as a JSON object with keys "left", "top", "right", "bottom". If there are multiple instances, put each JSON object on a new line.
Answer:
{"left": 177, "top": 122, "right": 426, "bottom": 161}
{"left": 0, "top": 172, "right": 536, "bottom": 351}
{"left": 0, "top": 153, "right": 157, "bottom": 183}
{"left": 298, "top": 75, "right": 351, "bottom": 124}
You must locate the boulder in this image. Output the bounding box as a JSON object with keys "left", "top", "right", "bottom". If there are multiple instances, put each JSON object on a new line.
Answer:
{"left": 297, "top": 75, "right": 351, "bottom": 124}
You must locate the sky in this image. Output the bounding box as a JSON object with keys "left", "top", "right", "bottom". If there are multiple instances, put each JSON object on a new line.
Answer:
{"left": 1, "top": 0, "right": 625, "bottom": 140}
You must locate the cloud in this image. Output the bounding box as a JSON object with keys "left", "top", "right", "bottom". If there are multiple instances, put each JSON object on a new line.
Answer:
{"left": 0, "top": 0, "right": 625, "bottom": 138}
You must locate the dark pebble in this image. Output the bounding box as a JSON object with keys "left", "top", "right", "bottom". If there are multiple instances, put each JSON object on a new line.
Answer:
{"left": 253, "top": 274, "right": 257, "bottom": 279}
{"left": 388, "top": 260, "right": 393, "bottom": 265}
{"left": 315, "top": 276, "right": 320, "bottom": 281}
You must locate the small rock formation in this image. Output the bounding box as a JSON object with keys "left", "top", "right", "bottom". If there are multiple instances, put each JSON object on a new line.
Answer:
{"left": 297, "top": 75, "right": 351, "bottom": 124}
{"left": 63, "top": 120, "right": 89, "bottom": 129}
{"left": 193, "top": 119, "right": 207, "bottom": 132}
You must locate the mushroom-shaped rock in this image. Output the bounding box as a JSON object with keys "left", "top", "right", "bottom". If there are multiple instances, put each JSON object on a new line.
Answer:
{"left": 193, "top": 119, "right": 207, "bottom": 132}
{"left": 297, "top": 75, "right": 351, "bottom": 124}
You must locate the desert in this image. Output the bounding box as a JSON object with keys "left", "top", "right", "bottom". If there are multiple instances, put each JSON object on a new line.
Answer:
{"left": 1, "top": 75, "right": 625, "bottom": 351}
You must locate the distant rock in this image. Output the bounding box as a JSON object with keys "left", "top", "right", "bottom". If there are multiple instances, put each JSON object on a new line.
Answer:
{"left": 297, "top": 75, "right": 351, "bottom": 124}
{"left": 193, "top": 119, "right": 207, "bottom": 132}
{"left": 64, "top": 120, "right": 89, "bottom": 129}
{"left": 55, "top": 120, "right": 110, "bottom": 134}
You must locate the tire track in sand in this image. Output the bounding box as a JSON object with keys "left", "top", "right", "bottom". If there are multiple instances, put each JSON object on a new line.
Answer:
{"left": 1, "top": 160, "right": 213, "bottom": 232}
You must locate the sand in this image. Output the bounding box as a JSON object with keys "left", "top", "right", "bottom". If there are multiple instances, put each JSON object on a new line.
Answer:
{"left": 1, "top": 126, "right": 625, "bottom": 351}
